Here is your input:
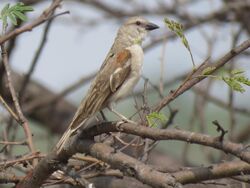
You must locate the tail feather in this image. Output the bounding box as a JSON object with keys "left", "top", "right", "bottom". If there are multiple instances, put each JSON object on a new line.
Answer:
{"left": 56, "top": 128, "right": 75, "bottom": 154}
{"left": 56, "top": 117, "right": 88, "bottom": 154}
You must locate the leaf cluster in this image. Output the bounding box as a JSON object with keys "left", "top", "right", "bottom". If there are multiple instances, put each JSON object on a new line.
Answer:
{"left": 146, "top": 112, "right": 168, "bottom": 127}
{"left": 164, "top": 18, "right": 189, "bottom": 50}
{"left": 202, "top": 67, "right": 250, "bottom": 93}
{"left": 0, "top": 3, "right": 33, "bottom": 32}
{"left": 164, "top": 18, "right": 195, "bottom": 67}
{"left": 222, "top": 69, "right": 250, "bottom": 93}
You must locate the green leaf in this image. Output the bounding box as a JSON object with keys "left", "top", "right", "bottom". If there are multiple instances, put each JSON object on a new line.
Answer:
{"left": 0, "top": 3, "right": 34, "bottom": 33}
{"left": 8, "top": 12, "right": 17, "bottom": 25}
{"left": 16, "top": 3, "right": 34, "bottom": 12}
{"left": 1, "top": 4, "right": 10, "bottom": 30}
{"left": 2, "top": 16, "right": 8, "bottom": 30}
{"left": 202, "top": 66, "right": 216, "bottom": 75}
{"left": 219, "top": 69, "right": 250, "bottom": 93}
{"left": 182, "top": 36, "right": 190, "bottom": 50}
{"left": 146, "top": 112, "right": 168, "bottom": 127}
{"left": 234, "top": 75, "right": 250, "bottom": 86}
{"left": 1, "top": 4, "right": 10, "bottom": 17}
{"left": 222, "top": 77, "right": 245, "bottom": 93}
{"left": 231, "top": 69, "right": 245, "bottom": 75}
{"left": 20, "top": 6, "right": 33, "bottom": 12}
{"left": 12, "top": 11, "right": 27, "bottom": 21}
{"left": 164, "top": 17, "right": 195, "bottom": 67}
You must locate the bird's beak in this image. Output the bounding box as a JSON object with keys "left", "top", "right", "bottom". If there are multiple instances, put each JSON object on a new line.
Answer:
{"left": 145, "top": 22, "right": 159, "bottom": 31}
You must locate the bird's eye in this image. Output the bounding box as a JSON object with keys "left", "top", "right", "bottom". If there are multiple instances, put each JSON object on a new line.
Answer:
{"left": 136, "top": 21, "right": 141, "bottom": 26}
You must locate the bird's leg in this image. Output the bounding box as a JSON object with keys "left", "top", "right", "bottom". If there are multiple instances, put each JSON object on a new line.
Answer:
{"left": 108, "top": 105, "right": 136, "bottom": 125}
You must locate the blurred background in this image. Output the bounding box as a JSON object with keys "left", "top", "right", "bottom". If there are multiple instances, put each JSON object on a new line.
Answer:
{"left": 0, "top": 0, "right": 250, "bottom": 175}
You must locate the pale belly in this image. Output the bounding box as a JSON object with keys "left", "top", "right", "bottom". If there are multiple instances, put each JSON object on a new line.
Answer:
{"left": 109, "top": 71, "right": 140, "bottom": 102}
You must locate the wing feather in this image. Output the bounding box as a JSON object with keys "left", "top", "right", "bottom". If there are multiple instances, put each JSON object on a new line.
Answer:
{"left": 69, "top": 49, "right": 131, "bottom": 129}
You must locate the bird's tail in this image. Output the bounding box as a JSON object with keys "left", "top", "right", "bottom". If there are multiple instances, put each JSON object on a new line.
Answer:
{"left": 56, "top": 127, "right": 76, "bottom": 154}
{"left": 56, "top": 116, "right": 89, "bottom": 154}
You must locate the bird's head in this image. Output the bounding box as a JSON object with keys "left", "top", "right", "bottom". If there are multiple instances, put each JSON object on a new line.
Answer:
{"left": 118, "top": 17, "right": 159, "bottom": 45}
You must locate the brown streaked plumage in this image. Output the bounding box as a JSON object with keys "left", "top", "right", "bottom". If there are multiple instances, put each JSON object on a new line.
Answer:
{"left": 56, "top": 17, "right": 159, "bottom": 153}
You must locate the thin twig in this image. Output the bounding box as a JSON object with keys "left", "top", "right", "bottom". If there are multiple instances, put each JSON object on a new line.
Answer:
{"left": 153, "top": 39, "right": 250, "bottom": 112}
{"left": 227, "top": 28, "right": 242, "bottom": 141}
{"left": 159, "top": 37, "right": 167, "bottom": 96}
{"left": 1, "top": 44, "right": 35, "bottom": 155}
{"left": 0, "top": 94, "right": 19, "bottom": 122}
{"left": 0, "top": 140, "right": 26, "bottom": 145}
{"left": 0, "top": 152, "right": 44, "bottom": 169}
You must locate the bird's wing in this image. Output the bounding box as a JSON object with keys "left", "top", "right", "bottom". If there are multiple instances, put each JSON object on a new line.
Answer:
{"left": 68, "top": 49, "right": 132, "bottom": 130}
{"left": 109, "top": 50, "right": 131, "bottom": 92}
{"left": 56, "top": 49, "right": 132, "bottom": 152}
{"left": 99, "top": 49, "right": 115, "bottom": 70}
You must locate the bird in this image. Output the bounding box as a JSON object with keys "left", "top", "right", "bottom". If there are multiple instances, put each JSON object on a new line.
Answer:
{"left": 56, "top": 16, "right": 159, "bottom": 153}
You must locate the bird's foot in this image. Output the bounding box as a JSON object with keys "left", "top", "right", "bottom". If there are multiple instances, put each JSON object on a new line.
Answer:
{"left": 120, "top": 116, "right": 137, "bottom": 125}
{"left": 108, "top": 106, "right": 137, "bottom": 125}
{"left": 113, "top": 112, "right": 136, "bottom": 125}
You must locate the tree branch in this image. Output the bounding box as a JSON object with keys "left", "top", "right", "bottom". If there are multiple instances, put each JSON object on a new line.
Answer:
{"left": 153, "top": 38, "right": 250, "bottom": 112}
{"left": 80, "top": 122, "right": 250, "bottom": 163}
{"left": 0, "top": 0, "right": 63, "bottom": 45}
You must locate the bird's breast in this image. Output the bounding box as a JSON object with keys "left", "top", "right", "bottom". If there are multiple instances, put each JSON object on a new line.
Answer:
{"left": 126, "top": 44, "right": 144, "bottom": 73}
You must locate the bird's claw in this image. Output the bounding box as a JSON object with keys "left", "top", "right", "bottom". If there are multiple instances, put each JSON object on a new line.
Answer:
{"left": 121, "top": 117, "right": 137, "bottom": 125}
